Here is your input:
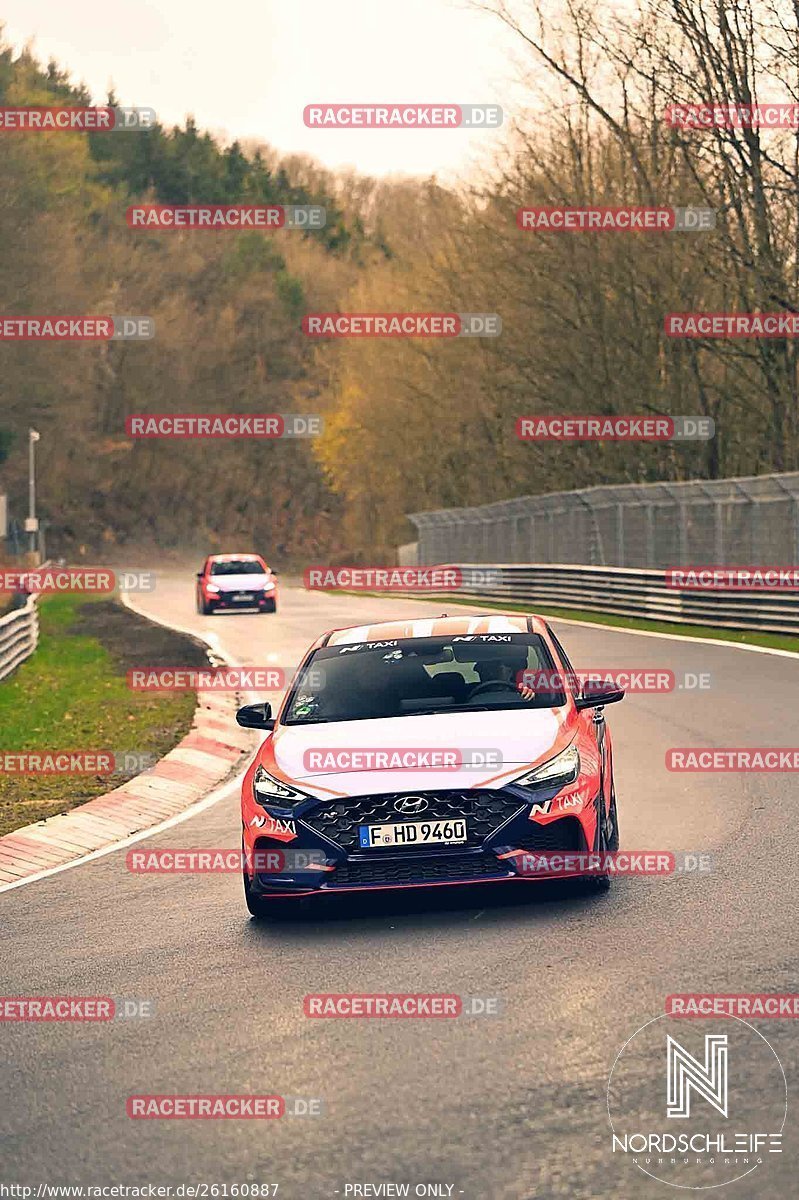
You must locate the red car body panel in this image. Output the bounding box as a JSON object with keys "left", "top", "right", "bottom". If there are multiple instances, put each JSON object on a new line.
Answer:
{"left": 240, "top": 614, "right": 621, "bottom": 901}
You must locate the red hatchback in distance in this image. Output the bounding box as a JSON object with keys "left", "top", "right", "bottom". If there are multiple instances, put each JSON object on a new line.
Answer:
{"left": 195, "top": 553, "right": 278, "bottom": 614}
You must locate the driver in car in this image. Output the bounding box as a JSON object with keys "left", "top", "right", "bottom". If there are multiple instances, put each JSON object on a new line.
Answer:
{"left": 471, "top": 656, "right": 536, "bottom": 701}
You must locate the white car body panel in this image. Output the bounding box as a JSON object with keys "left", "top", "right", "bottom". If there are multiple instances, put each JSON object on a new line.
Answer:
{"left": 271, "top": 707, "right": 566, "bottom": 798}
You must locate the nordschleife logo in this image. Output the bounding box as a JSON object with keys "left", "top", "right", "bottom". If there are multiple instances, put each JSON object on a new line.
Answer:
{"left": 607, "top": 1015, "right": 786, "bottom": 1189}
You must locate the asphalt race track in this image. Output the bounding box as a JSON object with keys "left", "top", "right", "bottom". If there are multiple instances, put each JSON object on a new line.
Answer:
{"left": 2, "top": 573, "right": 797, "bottom": 1198}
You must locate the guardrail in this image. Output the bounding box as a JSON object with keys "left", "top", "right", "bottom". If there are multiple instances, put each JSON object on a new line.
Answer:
{"left": 435, "top": 564, "right": 799, "bottom": 636}
{"left": 0, "top": 593, "right": 40, "bottom": 682}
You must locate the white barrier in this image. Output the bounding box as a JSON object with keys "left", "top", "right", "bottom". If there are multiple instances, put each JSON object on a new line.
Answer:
{"left": 0, "top": 593, "right": 40, "bottom": 682}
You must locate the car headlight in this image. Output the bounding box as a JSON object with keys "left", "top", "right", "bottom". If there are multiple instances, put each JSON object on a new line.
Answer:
{"left": 514, "top": 745, "right": 580, "bottom": 789}
{"left": 262, "top": 581, "right": 275, "bottom": 591}
{"left": 253, "top": 765, "right": 309, "bottom": 808}
{"left": 206, "top": 583, "right": 221, "bottom": 593}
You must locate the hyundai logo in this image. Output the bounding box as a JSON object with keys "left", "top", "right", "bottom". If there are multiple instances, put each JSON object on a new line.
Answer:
{"left": 394, "top": 795, "right": 429, "bottom": 815}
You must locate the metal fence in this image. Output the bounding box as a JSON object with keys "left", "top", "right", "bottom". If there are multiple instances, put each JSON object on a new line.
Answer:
{"left": 0, "top": 593, "right": 40, "bottom": 682}
{"left": 408, "top": 473, "right": 799, "bottom": 567}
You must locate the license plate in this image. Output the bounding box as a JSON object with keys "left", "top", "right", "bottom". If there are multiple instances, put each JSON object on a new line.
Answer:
{"left": 358, "top": 819, "right": 467, "bottom": 848}
{"left": 232, "top": 592, "right": 254, "bottom": 601}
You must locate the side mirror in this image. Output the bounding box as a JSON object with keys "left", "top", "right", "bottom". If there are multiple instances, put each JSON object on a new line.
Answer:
{"left": 196, "top": 572, "right": 203, "bottom": 579}
{"left": 575, "top": 681, "right": 625, "bottom": 710}
{"left": 236, "top": 702, "right": 275, "bottom": 730}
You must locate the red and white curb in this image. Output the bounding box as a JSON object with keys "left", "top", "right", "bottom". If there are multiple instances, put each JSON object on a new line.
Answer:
{"left": 0, "top": 609, "right": 259, "bottom": 889}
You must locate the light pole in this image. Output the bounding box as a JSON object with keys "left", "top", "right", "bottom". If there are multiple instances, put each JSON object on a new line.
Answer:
{"left": 26, "top": 429, "right": 40, "bottom": 562}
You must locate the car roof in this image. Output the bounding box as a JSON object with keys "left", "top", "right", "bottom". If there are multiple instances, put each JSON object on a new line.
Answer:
{"left": 208, "top": 553, "right": 263, "bottom": 562}
{"left": 324, "top": 613, "right": 550, "bottom": 646}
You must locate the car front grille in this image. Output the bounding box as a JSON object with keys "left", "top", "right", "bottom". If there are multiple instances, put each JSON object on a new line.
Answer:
{"left": 303, "top": 789, "right": 526, "bottom": 851}
{"left": 327, "top": 850, "right": 513, "bottom": 887}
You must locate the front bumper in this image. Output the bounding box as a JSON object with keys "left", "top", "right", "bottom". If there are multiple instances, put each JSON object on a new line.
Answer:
{"left": 209, "top": 588, "right": 276, "bottom": 609}
{"left": 244, "top": 785, "right": 594, "bottom": 898}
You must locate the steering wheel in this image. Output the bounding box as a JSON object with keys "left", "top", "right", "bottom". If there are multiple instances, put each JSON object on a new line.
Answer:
{"left": 469, "top": 679, "right": 520, "bottom": 698}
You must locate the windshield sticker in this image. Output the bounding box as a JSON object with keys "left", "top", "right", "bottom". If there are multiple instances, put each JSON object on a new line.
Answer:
{"left": 338, "top": 640, "right": 399, "bottom": 654}
{"left": 453, "top": 634, "right": 513, "bottom": 642}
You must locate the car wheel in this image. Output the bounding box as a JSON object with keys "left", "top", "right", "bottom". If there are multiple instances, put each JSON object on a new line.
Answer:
{"left": 200, "top": 597, "right": 215, "bottom": 615}
{"left": 261, "top": 599, "right": 277, "bottom": 613}
{"left": 605, "top": 781, "right": 619, "bottom": 852}
{"left": 243, "top": 866, "right": 273, "bottom": 919}
{"left": 243, "top": 868, "right": 309, "bottom": 920}
{"left": 579, "top": 790, "right": 613, "bottom": 894}
{"left": 242, "top": 843, "right": 299, "bottom": 919}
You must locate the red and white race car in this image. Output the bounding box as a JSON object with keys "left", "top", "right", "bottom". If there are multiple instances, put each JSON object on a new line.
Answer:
{"left": 195, "top": 553, "right": 278, "bottom": 614}
{"left": 236, "top": 613, "right": 624, "bottom": 916}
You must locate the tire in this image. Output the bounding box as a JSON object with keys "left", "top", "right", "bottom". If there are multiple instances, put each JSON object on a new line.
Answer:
{"left": 578, "top": 788, "right": 614, "bottom": 894}
{"left": 200, "top": 596, "right": 215, "bottom": 615}
{"left": 243, "top": 867, "right": 273, "bottom": 919}
{"left": 261, "top": 599, "right": 277, "bottom": 613}
{"left": 243, "top": 869, "right": 311, "bottom": 920}
{"left": 242, "top": 842, "right": 307, "bottom": 919}
{"left": 605, "top": 781, "right": 619, "bottom": 853}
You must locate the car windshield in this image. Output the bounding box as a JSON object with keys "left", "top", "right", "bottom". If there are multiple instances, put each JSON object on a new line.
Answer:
{"left": 283, "top": 634, "right": 566, "bottom": 725}
{"left": 210, "top": 559, "right": 265, "bottom": 576}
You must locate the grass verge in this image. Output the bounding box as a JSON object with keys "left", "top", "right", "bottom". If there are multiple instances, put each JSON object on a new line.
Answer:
{"left": 0, "top": 594, "right": 207, "bottom": 837}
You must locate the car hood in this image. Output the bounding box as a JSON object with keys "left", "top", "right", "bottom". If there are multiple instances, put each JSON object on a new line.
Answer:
{"left": 267, "top": 706, "right": 575, "bottom": 798}
{"left": 209, "top": 573, "right": 272, "bottom": 592}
